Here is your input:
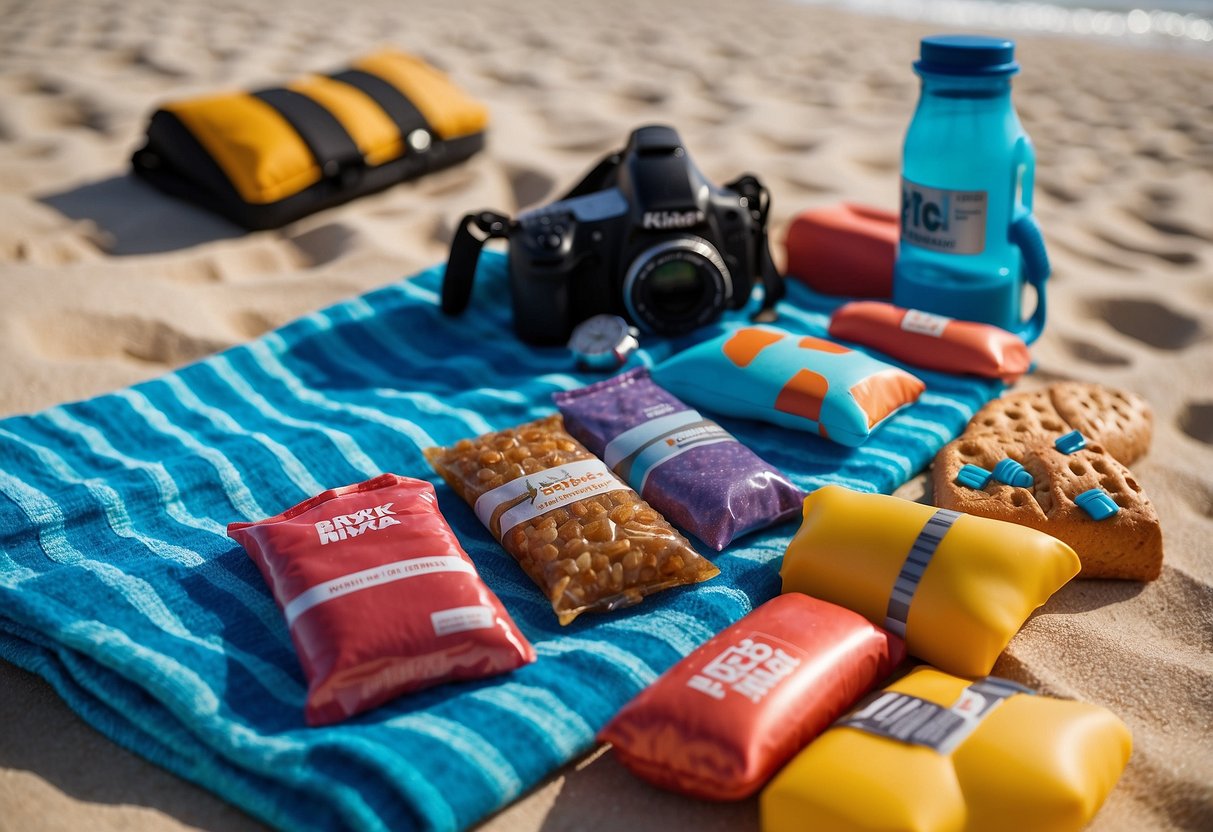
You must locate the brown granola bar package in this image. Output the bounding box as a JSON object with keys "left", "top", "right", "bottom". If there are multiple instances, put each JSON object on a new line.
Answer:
{"left": 424, "top": 415, "right": 719, "bottom": 625}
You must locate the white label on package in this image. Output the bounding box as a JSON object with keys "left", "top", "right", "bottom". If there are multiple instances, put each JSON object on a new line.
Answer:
{"left": 602, "top": 408, "right": 733, "bottom": 493}
{"left": 283, "top": 556, "right": 476, "bottom": 626}
{"left": 431, "top": 605, "right": 496, "bottom": 637}
{"left": 901, "top": 309, "right": 952, "bottom": 337}
{"left": 900, "top": 178, "right": 988, "bottom": 254}
{"left": 473, "top": 457, "right": 625, "bottom": 540}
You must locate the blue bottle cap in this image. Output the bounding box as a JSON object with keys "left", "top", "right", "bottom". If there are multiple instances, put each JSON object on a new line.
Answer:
{"left": 992, "top": 458, "right": 1034, "bottom": 489}
{"left": 1075, "top": 488, "right": 1120, "bottom": 521}
{"left": 1054, "top": 430, "right": 1087, "bottom": 455}
{"left": 915, "top": 35, "right": 1020, "bottom": 77}
{"left": 955, "top": 464, "right": 993, "bottom": 490}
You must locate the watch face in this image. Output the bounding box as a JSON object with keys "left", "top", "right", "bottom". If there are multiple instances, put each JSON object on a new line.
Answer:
{"left": 570, "top": 315, "right": 629, "bottom": 356}
{"left": 568, "top": 314, "right": 639, "bottom": 371}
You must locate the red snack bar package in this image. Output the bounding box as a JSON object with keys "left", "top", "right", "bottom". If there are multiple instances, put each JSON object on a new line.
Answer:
{"left": 228, "top": 473, "right": 535, "bottom": 726}
{"left": 829, "top": 300, "right": 1031, "bottom": 383}
{"left": 599, "top": 593, "right": 904, "bottom": 800}
{"left": 784, "top": 203, "right": 898, "bottom": 297}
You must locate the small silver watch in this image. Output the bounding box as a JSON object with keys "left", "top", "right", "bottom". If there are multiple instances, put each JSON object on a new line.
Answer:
{"left": 568, "top": 314, "right": 641, "bottom": 371}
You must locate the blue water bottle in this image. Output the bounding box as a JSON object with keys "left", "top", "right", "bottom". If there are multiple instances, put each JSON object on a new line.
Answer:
{"left": 894, "top": 35, "right": 1050, "bottom": 343}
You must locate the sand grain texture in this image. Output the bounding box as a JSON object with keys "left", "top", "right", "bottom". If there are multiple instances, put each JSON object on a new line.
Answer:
{"left": 1, "top": 0, "right": 1211, "bottom": 830}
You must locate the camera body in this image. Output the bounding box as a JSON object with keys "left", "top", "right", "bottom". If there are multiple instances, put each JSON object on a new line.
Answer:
{"left": 443, "top": 125, "right": 782, "bottom": 344}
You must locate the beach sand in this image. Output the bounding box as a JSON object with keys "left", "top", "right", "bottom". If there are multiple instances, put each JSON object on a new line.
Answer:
{"left": 0, "top": 0, "right": 1210, "bottom": 829}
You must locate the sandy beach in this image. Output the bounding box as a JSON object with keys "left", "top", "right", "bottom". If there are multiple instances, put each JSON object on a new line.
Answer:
{"left": 1, "top": 0, "right": 1211, "bottom": 829}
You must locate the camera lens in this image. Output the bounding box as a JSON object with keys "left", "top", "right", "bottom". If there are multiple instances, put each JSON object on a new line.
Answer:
{"left": 624, "top": 238, "right": 732, "bottom": 335}
{"left": 647, "top": 260, "right": 706, "bottom": 316}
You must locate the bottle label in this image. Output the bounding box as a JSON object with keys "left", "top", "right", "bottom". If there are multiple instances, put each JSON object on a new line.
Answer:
{"left": 900, "top": 178, "right": 987, "bottom": 254}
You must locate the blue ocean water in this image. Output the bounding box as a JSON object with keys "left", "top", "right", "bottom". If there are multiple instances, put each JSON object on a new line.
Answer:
{"left": 792, "top": 0, "right": 1213, "bottom": 50}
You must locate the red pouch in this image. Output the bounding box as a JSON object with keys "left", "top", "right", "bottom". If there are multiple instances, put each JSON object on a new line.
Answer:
{"left": 784, "top": 203, "right": 898, "bottom": 297}
{"left": 829, "top": 301, "right": 1032, "bottom": 383}
{"left": 598, "top": 593, "right": 904, "bottom": 800}
{"left": 228, "top": 473, "right": 535, "bottom": 726}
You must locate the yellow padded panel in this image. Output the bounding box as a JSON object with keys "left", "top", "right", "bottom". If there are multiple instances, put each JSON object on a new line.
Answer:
{"left": 166, "top": 93, "right": 321, "bottom": 205}
{"left": 761, "top": 667, "right": 1132, "bottom": 832}
{"left": 355, "top": 50, "right": 489, "bottom": 139}
{"left": 781, "top": 486, "right": 1080, "bottom": 677}
{"left": 289, "top": 75, "right": 403, "bottom": 166}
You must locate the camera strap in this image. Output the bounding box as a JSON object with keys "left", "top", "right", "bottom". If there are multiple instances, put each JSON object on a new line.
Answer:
{"left": 442, "top": 210, "right": 513, "bottom": 315}
{"left": 727, "top": 174, "right": 786, "bottom": 323}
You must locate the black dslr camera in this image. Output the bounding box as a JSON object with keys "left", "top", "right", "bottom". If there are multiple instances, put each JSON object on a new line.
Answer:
{"left": 442, "top": 124, "right": 784, "bottom": 344}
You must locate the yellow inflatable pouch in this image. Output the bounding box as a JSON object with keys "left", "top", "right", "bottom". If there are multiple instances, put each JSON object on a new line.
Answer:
{"left": 132, "top": 50, "right": 488, "bottom": 229}
{"left": 761, "top": 666, "right": 1132, "bottom": 832}
{"left": 781, "top": 486, "right": 1080, "bottom": 677}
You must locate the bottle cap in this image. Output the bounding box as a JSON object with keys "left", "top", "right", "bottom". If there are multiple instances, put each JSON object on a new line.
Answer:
{"left": 992, "top": 458, "right": 1033, "bottom": 489}
{"left": 1053, "top": 430, "right": 1087, "bottom": 455}
{"left": 1076, "top": 488, "right": 1120, "bottom": 521}
{"left": 915, "top": 35, "right": 1019, "bottom": 77}
{"left": 955, "top": 464, "right": 993, "bottom": 491}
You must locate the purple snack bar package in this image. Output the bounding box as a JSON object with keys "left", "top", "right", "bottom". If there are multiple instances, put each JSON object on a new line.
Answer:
{"left": 554, "top": 368, "right": 804, "bottom": 550}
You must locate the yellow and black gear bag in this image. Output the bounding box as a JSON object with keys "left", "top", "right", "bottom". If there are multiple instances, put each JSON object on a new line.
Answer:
{"left": 132, "top": 50, "right": 488, "bottom": 229}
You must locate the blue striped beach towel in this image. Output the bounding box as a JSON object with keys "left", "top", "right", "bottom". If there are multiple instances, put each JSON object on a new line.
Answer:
{"left": 0, "top": 251, "right": 1001, "bottom": 831}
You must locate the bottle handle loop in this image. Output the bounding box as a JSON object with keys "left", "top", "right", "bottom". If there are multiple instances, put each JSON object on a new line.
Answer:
{"left": 1010, "top": 212, "right": 1049, "bottom": 344}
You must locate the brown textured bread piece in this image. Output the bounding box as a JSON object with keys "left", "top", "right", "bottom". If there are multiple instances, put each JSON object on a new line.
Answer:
{"left": 964, "top": 383, "right": 1152, "bottom": 465}
{"left": 933, "top": 434, "right": 1163, "bottom": 581}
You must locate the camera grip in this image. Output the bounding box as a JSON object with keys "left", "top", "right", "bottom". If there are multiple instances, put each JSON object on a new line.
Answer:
{"left": 442, "top": 211, "right": 511, "bottom": 315}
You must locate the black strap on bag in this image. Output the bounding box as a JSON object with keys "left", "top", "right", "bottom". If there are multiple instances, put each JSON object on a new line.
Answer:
{"left": 252, "top": 88, "right": 366, "bottom": 188}
{"left": 328, "top": 69, "right": 434, "bottom": 149}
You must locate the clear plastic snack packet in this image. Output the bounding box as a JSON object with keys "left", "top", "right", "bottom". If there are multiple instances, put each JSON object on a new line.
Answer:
{"left": 228, "top": 474, "right": 535, "bottom": 726}
{"left": 554, "top": 368, "right": 804, "bottom": 550}
{"left": 424, "top": 415, "right": 719, "bottom": 625}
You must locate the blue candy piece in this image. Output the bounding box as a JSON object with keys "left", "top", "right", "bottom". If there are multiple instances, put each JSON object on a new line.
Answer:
{"left": 1076, "top": 488, "right": 1120, "bottom": 521}
{"left": 1054, "top": 430, "right": 1087, "bottom": 454}
{"left": 992, "top": 458, "right": 1034, "bottom": 488}
{"left": 955, "top": 464, "right": 993, "bottom": 490}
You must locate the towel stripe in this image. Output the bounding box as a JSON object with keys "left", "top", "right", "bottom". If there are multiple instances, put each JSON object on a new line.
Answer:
{"left": 249, "top": 336, "right": 437, "bottom": 455}
{"left": 159, "top": 374, "right": 327, "bottom": 497}
{"left": 0, "top": 469, "right": 303, "bottom": 705}
{"left": 40, "top": 407, "right": 228, "bottom": 537}
{"left": 466, "top": 682, "right": 594, "bottom": 759}
{"left": 116, "top": 389, "right": 269, "bottom": 520}
{"left": 24, "top": 411, "right": 295, "bottom": 648}
{"left": 206, "top": 355, "right": 380, "bottom": 480}
{"left": 0, "top": 427, "right": 207, "bottom": 567}
{"left": 386, "top": 714, "right": 523, "bottom": 805}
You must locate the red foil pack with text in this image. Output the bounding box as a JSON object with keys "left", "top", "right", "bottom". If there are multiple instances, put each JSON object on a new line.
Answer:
{"left": 598, "top": 593, "right": 904, "bottom": 800}
{"left": 228, "top": 473, "right": 535, "bottom": 726}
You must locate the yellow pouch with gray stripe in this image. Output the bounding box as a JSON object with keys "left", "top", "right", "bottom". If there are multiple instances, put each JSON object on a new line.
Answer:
{"left": 132, "top": 50, "right": 487, "bottom": 229}
{"left": 781, "top": 486, "right": 1080, "bottom": 677}
{"left": 761, "top": 667, "right": 1131, "bottom": 832}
